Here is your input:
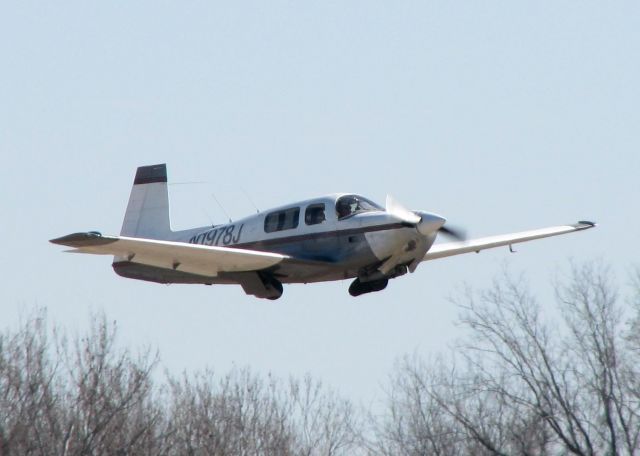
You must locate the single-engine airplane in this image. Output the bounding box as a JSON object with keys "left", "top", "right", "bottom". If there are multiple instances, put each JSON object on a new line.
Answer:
{"left": 51, "top": 164, "right": 595, "bottom": 299}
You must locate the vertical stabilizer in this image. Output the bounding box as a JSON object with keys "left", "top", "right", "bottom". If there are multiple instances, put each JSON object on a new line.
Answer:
{"left": 120, "top": 164, "right": 172, "bottom": 239}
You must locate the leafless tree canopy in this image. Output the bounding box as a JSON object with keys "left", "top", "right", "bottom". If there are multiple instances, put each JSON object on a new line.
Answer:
{"left": 2, "top": 262, "right": 639, "bottom": 455}
{"left": 0, "top": 312, "right": 360, "bottom": 455}
{"left": 374, "top": 263, "right": 640, "bottom": 455}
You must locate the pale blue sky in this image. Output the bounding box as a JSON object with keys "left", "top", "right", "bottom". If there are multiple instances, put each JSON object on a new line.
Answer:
{"left": 1, "top": 1, "right": 638, "bottom": 403}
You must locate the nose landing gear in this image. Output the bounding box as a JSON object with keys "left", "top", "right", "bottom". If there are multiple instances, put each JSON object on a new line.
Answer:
{"left": 348, "top": 278, "right": 388, "bottom": 297}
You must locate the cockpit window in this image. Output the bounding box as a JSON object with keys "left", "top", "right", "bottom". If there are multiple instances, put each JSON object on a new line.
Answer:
{"left": 336, "top": 195, "right": 383, "bottom": 220}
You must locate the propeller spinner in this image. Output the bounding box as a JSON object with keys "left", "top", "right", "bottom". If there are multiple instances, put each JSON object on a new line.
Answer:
{"left": 385, "top": 195, "right": 466, "bottom": 240}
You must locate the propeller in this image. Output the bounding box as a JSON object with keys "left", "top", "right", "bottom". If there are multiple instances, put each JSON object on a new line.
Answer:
{"left": 438, "top": 224, "right": 467, "bottom": 241}
{"left": 385, "top": 195, "right": 420, "bottom": 224}
{"left": 385, "top": 195, "right": 466, "bottom": 240}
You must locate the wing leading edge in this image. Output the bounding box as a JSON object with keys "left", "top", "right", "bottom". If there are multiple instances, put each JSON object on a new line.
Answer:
{"left": 50, "top": 232, "right": 287, "bottom": 277}
{"left": 423, "top": 221, "right": 596, "bottom": 261}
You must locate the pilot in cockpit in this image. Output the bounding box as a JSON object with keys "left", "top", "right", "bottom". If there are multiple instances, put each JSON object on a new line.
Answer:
{"left": 336, "top": 196, "right": 356, "bottom": 219}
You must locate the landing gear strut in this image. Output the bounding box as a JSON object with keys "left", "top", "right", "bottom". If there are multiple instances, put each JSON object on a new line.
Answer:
{"left": 348, "top": 278, "right": 388, "bottom": 297}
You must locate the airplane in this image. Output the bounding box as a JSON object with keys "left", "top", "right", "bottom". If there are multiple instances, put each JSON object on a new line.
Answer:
{"left": 50, "top": 164, "right": 596, "bottom": 300}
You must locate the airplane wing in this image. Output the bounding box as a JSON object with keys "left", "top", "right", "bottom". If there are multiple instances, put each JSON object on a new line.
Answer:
{"left": 423, "top": 221, "right": 596, "bottom": 261}
{"left": 50, "top": 232, "right": 287, "bottom": 277}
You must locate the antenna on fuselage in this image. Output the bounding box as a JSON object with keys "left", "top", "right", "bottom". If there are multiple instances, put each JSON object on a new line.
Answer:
{"left": 201, "top": 206, "right": 215, "bottom": 227}
{"left": 240, "top": 186, "right": 260, "bottom": 213}
{"left": 211, "top": 193, "right": 232, "bottom": 223}
{"left": 168, "top": 181, "right": 216, "bottom": 226}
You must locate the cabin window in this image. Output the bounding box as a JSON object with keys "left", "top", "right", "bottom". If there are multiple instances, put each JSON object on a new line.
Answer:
{"left": 336, "top": 195, "right": 383, "bottom": 220}
{"left": 264, "top": 207, "right": 300, "bottom": 233}
{"left": 305, "top": 204, "right": 326, "bottom": 225}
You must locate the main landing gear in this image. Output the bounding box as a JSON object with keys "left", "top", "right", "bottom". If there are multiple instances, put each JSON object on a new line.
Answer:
{"left": 240, "top": 273, "right": 284, "bottom": 300}
{"left": 265, "top": 278, "right": 283, "bottom": 300}
{"left": 348, "top": 278, "right": 388, "bottom": 297}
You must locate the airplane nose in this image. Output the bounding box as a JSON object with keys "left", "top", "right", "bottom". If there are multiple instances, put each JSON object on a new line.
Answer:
{"left": 415, "top": 212, "right": 446, "bottom": 236}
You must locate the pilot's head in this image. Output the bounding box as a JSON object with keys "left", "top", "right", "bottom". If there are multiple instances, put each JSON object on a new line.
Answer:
{"left": 337, "top": 201, "right": 350, "bottom": 218}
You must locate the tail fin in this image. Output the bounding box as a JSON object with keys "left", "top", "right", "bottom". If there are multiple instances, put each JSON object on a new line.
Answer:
{"left": 120, "top": 164, "right": 173, "bottom": 239}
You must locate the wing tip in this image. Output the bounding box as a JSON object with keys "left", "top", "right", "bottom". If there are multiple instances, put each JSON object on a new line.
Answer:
{"left": 575, "top": 220, "right": 597, "bottom": 229}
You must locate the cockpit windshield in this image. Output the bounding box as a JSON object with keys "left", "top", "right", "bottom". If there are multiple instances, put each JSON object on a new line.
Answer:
{"left": 335, "top": 195, "right": 383, "bottom": 219}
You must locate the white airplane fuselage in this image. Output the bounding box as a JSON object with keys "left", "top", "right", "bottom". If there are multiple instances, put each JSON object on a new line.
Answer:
{"left": 114, "top": 194, "right": 436, "bottom": 286}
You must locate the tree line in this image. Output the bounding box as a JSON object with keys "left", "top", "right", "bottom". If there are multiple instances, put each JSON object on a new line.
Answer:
{"left": 1, "top": 262, "right": 639, "bottom": 455}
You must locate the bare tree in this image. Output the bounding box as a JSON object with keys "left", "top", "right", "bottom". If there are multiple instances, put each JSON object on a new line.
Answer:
{"left": 371, "top": 356, "right": 467, "bottom": 456}
{"left": 375, "top": 263, "right": 640, "bottom": 455}
{"left": 11, "top": 263, "right": 632, "bottom": 455}
{"left": 0, "top": 310, "right": 62, "bottom": 455}
{"left": 0, "top": 310, "right": 363, "bottom": 455}
{"left": 61, "top": 314, "right": 161, "bottom": 455}
{"left": 162, "top": 369, "right": 362, "bottom": 456}
{"left": 163, "top": 368, "right": 296, "bottom": 455}
{"left": 288, "top": 374, "right": 360, "bottom": 456}
{"left": 0, "top": 311, "right": 161, "bottom": 455}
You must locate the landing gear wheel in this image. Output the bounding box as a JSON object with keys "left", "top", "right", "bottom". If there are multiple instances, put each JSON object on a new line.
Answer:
{"left": 266, "top": 278, "right": 283, "bottom": 300}
{"left": 348, "top": 278, "right": 388, "bottom": 297}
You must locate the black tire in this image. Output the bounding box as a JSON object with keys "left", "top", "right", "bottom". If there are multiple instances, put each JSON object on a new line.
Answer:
{"left": 349, "top": 278, "right": 388, "bottom": 297}
{"left": 349, "top": 279, "right": 365, "bottom": 297}
{"left": 370, "top": 278, "right": 388, "bottom": 292}
{"left": 267, "top": 279, "right": 283, "bottom": 300}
